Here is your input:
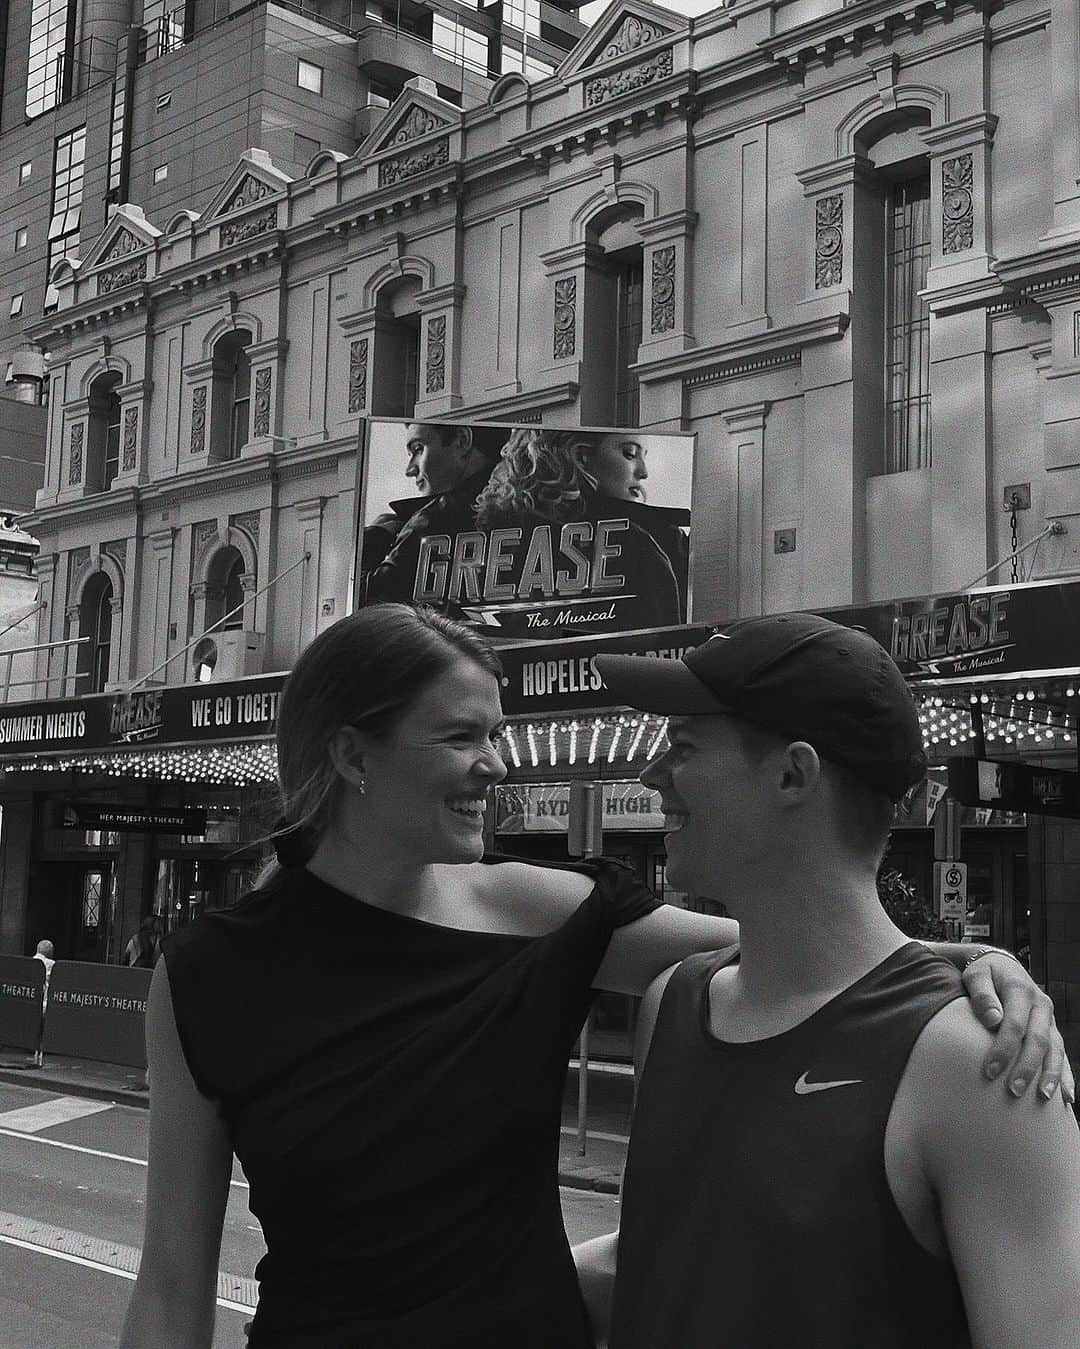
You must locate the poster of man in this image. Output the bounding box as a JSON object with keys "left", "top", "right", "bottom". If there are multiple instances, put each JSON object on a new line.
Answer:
{"left": 354, "top": 419, "right": 695, "bottom": 639}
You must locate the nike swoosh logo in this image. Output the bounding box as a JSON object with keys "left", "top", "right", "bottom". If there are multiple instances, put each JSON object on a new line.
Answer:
{"left": 794, "top": 1072, "right": 863, "bottom": 1095}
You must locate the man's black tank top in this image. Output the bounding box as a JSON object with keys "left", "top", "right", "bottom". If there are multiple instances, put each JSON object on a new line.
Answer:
{"left": 611, "top": 942, "right": 972, "bottom": 1348}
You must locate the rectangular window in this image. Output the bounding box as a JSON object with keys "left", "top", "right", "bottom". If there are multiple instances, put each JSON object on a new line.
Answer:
{"left": 297, "top": 58, "right": 323, "bottom": 94}
{"left": 156, "top": 91, "right": 172, "bottom": 111}
{"left": 153, "top": 164, "right": 168, "bottom": 183}
{"left": 884, "top": 175, "right": 932, "bottom": 473}
{"left": 10, "top": 294, "right": 24, "bottom": 317}
{"left": 45, "top": 126, "right": 86, "bottom": 313}
{"left": 15, "top": 228, "right": 28, "bottom": 250}
{"left": 293, "top": 132, "right": 320, "bottom": 166}
{"left": 140, "top": 0, "right": 187, "bottom": 61}
{"left": 20, "top": 162, "right": 33, "bottom": 183}
{"left": 614, "top": 258, "right": 643, "bottom": 428}
{"left": 26, "top": 0, "right": 75, "bottom": 118}
{"left": 433, "top": 14, "right": 489, "bottom": 73}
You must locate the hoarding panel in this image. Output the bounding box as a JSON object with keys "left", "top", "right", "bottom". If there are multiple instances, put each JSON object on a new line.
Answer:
{"left": 354, "top": 419, "right": 695, "bottom": 639}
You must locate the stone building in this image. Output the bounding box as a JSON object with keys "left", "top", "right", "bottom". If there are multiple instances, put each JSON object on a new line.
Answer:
{"left": 4, "top": 0, "right": 1080, "bottom": 1054}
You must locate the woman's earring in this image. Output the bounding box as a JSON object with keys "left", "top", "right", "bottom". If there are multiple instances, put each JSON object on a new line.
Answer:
{"left": 357, "top": 775, "right": 366, "bottom": 798}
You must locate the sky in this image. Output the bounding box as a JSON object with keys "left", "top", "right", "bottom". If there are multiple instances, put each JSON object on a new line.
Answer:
{"left": 578, "top": 0, "right": 722, "bottom": 20}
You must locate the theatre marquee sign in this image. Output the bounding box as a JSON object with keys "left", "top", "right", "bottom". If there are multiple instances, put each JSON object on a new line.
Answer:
{"left": 0, "top": 674, "right": 285, "bottom": 758}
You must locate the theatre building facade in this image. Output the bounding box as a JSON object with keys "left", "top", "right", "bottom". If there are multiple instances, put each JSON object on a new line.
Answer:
{"left": 3, "top": 0, "right": 1080, "bottom": 1052}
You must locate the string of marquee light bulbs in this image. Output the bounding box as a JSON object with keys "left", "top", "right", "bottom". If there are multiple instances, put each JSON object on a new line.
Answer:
{"left": 3, "top": 682, "right": 1079, "bottom": 786}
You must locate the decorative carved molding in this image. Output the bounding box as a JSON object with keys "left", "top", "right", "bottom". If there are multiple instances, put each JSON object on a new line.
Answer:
{"left": 100, "top": 229, "right": 143, "bottom": 263}
{"left": 600, "top": 14, "right": 668, "bottom": 61}
{"left": 814, "top": 194, "right": 843, "bottom": 288}
{"left": 121, "top": 407, "right": 138, "bottom": 472}
{"left": 942, "top": 154, "right": 974, "bottom": 254}
{"left": 426, "top": 316, "right": 447, "bottom": 394}
{"left": 220, "top": 174, "right": 273, "bottom": 216}
{"left": 651, "top": 246, "right": 676, "bottom": 333}
{"left": 98, "top": 257, "right": 148, "bottom": 293}
{"left": 554, "top": 277, "right": 577, "bottom": 359}
{"left": 233, "top": 511, "right": 260, "bottom": 547}
{"left": 388, "top": 105, "right": 451, "bottom": 147}
{"left": 348, "top": 338, "right": 369, "bottom": 414}
{"left": 194, "top": 521, "right": 218, "bottom": 553}
{"left": 68, "top": 423, "right": 84, "bottom": 485}
{"left": 190, "top": 386, "right": 207, "bottom": 454}
{"left": 378, "top": 139, "right": 450, "bottom": 188}
{"left": 252, "top": 368, "right": 272, "bottom": 437}
{"left": 220, "top": 205, "right": 277, "bottom": 249}
{"left": 585, "top": 47, "right": 673, "bottom": 108}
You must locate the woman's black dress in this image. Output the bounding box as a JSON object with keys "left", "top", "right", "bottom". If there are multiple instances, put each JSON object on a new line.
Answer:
{"left": 163, "top": 855, "right": 658, "bottom": 1347}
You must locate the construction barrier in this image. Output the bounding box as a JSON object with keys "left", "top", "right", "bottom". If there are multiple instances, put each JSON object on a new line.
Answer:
{"left": 41, "top": 961, "right": 152, "bottom": 1068}
{"left": 0, "top": 955, "right": 46, "bottom": 1052}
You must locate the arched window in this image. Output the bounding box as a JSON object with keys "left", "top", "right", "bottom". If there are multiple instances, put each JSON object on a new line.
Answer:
{"left": 851, "top": 111, "right": 933, "bottom": 474}
{"left": 210, "top": 329, "right": 252, "bottom": 461}
{"left": 205, "top": 546, "right": 247, "bottom": 632}
{"left": 372, "top": 280, "right": 421, "bottom": 418}
{"left": 76, "top": 572, "right": 114, "bottom": 693}
{"left": 86, "top": 371, "right": 122, "bottom": 492}
{"left": 583, "top": 210, "right": 644, "bottom": 427}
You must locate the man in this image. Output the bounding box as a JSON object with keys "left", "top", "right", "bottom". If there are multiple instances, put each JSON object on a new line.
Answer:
{"left": 579, "top": 614, "right": 1080, "bottom": 1348}
{"left": 359, "top": 423, "right": 503, "bottom": 576}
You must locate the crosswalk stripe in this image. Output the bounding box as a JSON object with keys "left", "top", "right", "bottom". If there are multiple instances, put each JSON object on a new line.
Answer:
{"left": 0, "top": 1095, "right": 114, "bottom": 1132}
{"left": 0, "top": 1210, "right": 258, "bottom": 1311}
{"left": 0, "top": 1125, "right": 251, "bottom": 1189}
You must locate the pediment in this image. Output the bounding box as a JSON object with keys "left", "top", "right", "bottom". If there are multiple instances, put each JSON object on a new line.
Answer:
{"left": 359, "top": 91, "right": 461, "bottom": 161}
{"left": 204, "top": 149, "right": 291, "bottom": 220}
{"left": 558, "top": 0, "right": 684, "bottom": 80}
{"left": 80, "top": 204, "right": 160, "bottom": 270}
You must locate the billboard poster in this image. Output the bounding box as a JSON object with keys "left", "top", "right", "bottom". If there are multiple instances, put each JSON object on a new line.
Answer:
{"left": 354, "top": 419, "right": 695, "bottom": 639}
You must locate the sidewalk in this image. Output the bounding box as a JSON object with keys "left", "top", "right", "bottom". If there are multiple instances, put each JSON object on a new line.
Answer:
{"left": 0, "top": 1051, "right": 629, "bottom": 1193}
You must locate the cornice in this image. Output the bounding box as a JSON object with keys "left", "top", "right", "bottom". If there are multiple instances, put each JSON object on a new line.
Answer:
{"left": 995, "top": 235, "right": 1080, "bottom": 297}
{"left": 759, "top": 0, "right": 995, "bottom": 72}
{"left": 450, "top": 377, "right": 581, "bottom": 421}
{"left": 315, "top": 166, "right": 463, "bottom": 238}
{"left": 635, "top": 309, "right": 850, "bottom": 387}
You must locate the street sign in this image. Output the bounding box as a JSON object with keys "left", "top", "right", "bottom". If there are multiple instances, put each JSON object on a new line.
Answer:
{"left": 60, "top": 802, "right": 208, "bottom": 834}
{"left": 934, "top": 861, "right": 968, "bottom": 922}
{"left": 948, "top": 757, "right": 1080, "bottom": 819}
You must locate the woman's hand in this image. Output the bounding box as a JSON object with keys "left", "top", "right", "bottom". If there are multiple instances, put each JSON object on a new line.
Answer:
{"left": 960, "top": 952, "right": 1075, "bottom": 1104}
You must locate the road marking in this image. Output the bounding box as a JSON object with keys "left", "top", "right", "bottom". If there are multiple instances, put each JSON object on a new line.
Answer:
{"left": 0, "top": 1211, "right": 257, "bottom": 1312}
{"left": 0, "top": 1127, "right": 250, "bottom": 1189}
{"left": 0, "top": 1096, "right": 114, "bottom": 1132}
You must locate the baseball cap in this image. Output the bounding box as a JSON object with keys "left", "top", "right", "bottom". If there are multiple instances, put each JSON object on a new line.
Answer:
{"left": 594, "top": 613, "right": 927, "bottom": 801}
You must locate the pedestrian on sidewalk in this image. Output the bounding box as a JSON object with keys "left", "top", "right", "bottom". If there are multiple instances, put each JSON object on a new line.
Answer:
{"left": 32, "top": 938, "right": 55, "bottom": 988}
{"left": 123, "top": 916, "right": 162, "bottom": 970}
{"left": 120, "top": 605, "right": 1070, "bottom": 1349}
{"left": 576, "top": 617, "right": 1080, "bottom": 1347}
{"left": 31, "top": 939, "right": 55, "bottom": 1066}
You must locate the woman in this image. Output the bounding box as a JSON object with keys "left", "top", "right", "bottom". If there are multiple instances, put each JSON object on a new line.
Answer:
{"left": 121, "top": 605, "right": 1069, "bottom": 1348}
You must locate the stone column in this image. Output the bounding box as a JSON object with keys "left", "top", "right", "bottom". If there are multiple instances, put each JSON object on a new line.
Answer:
{"left": 112, "top": 379, "right": 152, "bottom": 487}
{"left": 722, "top": 402, "right": 770, "bottom": 617}
{"left": 637, "top": 210, "right": 699, "bottom": 360}
{"left": 106, "top": 595, "right": 124, "bottom": 689}
{"left": 919, "top": 114, "right": 999, "bottom": 292}
{"left": 414, "top": 283, "right": 466, "bottom": 419}
{"left": 242, "top": 338, "right": 289, "bottom": 456}
{"left": 64, "top": 602, "right": 82, "bottom": 696}
{"left": 294, "top": 499, "right": 323, "bottom": 653}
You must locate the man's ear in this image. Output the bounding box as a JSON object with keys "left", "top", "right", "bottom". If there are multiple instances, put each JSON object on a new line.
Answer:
{"left": 777, "top": 741, "right": 821, "bottom": 802}
{"left": 328, "top": 726, "right": 367, "bottom": 789}
{"left": 455, "top": 426, "right": 474, "bottom": 461}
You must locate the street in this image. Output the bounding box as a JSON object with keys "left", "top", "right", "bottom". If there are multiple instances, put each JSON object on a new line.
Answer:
{"left": 0, "top": 1081, "right": 619, "bottom": 1347}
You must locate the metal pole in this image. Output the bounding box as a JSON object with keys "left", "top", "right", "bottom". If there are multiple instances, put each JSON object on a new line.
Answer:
{"left": 577, "top": 1011, "right": 591, "bottom": 1156}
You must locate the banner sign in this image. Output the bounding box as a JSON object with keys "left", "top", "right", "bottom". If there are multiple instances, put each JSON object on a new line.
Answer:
{"left": 355, "top": 419, "right": 695, "bottom": 639}
{"left": 496, "top": 780, "right": 663, "bottom": 834}
{"left": 41, "top": 961, "right": 152, "bottom": 1067}
{"left": 0, "top": 673, "right": 284, "bottom": 760}
{"left": 948, "top": 757, "right": 1080, "bottom": 819}
{"left": 0, "top": 955, "right": 45, "bottom": 1051}
{"left": 60, "top": 803, "right": 208, "bottom": 834}
{"left": 497, "top": 579, "right": 1080, "bottom": 716}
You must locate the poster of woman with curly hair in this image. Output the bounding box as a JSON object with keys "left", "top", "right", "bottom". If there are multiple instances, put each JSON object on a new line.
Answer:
{"left": 354, "top": 419, "right": 695, "bottom": 639}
